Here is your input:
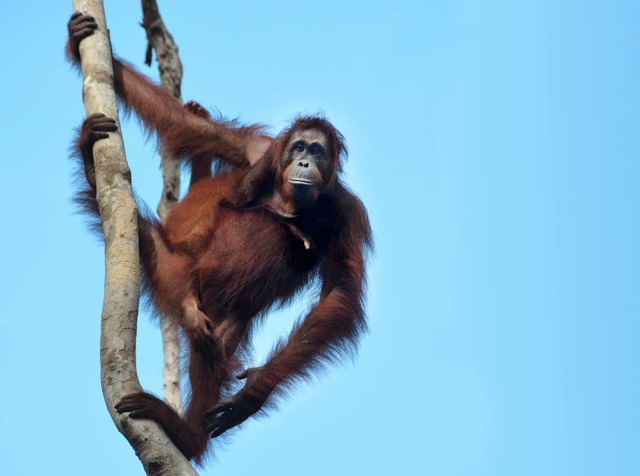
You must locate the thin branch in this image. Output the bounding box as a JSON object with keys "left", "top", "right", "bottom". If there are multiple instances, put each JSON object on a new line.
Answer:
{"left": 140, "top": 0, "right": 184, "bottom": 415}
{"left": 71, "top": 1, "right": 197, "bottom": 473}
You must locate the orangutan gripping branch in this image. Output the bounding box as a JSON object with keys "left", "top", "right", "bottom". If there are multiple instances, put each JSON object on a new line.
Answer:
{"left": 68, "top": 13, "right": 372, "bottom": 464}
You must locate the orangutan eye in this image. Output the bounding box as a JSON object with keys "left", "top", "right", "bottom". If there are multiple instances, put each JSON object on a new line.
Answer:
{"left": 293, "top": 141, "right": 305, "bottom": 153}
{"left": 308, "top": 143, "right": 325, "bottom": 157}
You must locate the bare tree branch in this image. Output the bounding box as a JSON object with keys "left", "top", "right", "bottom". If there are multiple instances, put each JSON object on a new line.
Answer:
{"left": 71, "top": 1, "right": 197, "bottom": 473}
{"left": 141, "top": 0, "right": 183, "bottom": 99}
{"left": 140, "top": 0, "right": 184, "bottom": 415}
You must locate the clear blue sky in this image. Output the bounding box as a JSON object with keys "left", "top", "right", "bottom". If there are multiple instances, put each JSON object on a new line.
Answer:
{"left": 0, "top": 1, "right": 638, "bottom": 475}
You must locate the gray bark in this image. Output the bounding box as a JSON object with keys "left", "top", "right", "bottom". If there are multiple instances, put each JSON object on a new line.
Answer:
{"left": 140, "top": 0, "right": 185, "bottom": 417}
{"left": 71, "top": 0, "right": 197, "bottom": 473}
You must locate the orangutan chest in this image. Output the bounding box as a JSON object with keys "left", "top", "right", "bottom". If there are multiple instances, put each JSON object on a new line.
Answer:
{"left": 195, "top": 210, "right": 317, "bottom": 312}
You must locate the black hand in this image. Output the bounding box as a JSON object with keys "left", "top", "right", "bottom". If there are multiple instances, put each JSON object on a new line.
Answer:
{"left": 205, "top": 390, "right": 263, "bottom": 438}
{"left": 67, "top": 13, "right": 98, "bottom": 59}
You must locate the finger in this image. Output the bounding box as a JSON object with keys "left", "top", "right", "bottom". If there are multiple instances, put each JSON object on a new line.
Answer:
{"left": 92, "top": 121, "right": 118, "bottom": 132}
{"left": 236, "top": 370, "right": 248, "bottom": 380}
{"left": 116, "top": 402, "right": 141, "bottom": 413}
{"left": 205, "top": 419, "right": 220, "bottom": 434}
{"left": 207, "top": 415, "right": 234, "bottom": 437}
{"left": 72, "top": 28, "right": 98, "bottom": 42}
{"left": 115, "top": 398, "right": 144, "bottom": 411}
{"left": 93, "top": 124, "right": 118, "bottom": 133}
{"left": 71, "top": 14, "right": 96, "bottom": 25}
{"left": 211, "top": 412, "right": 246, "bottom": 437}
{"left": 73, "top": 19, "right": 97, "bottom": 29}
{"left": 205, "top": 414, "right": 228, "bottom": 434}
{"left": 205, "top": 401, "right": 232, "bottom": 417}
{"left": 70, "top": 20, "right": 98, "bottom": 39}
{"left": 128, "top": 410, "right": 152, "bottom": 420}
{"left": 70, "top": 17, "right": 97, "bottom": 31}
{"left": 115, "top": 392, "right": 150, "bottom": 408}
{"left": 88, "top": 131, "right": 107, "bottom": 140}
{"left": 115, "top": 396, "right": 138, "bottom": 408}
{"left": 210, "top": 425, "right": 229, "bottom": 438}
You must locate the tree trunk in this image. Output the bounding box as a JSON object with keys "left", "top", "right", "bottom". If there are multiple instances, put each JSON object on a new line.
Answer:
{"left": 71, "top": 1, "right": 197, "bottom": 473}
{"left": 141, "top": 0, "right": 185, "bottom": 417}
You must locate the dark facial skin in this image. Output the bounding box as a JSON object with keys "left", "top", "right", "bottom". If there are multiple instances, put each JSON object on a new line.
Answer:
{"left": 279, "top": 129, "right": 332, "bottom": 211}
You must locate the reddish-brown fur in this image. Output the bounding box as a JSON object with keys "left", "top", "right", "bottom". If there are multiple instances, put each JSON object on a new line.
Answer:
{"left": 68, "top": 13, "right": 372, "bottom": 465}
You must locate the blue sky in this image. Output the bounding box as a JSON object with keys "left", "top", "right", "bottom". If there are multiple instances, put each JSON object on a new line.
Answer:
{"left": 0, "top": 1, "right": 639, "bottom": 475}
